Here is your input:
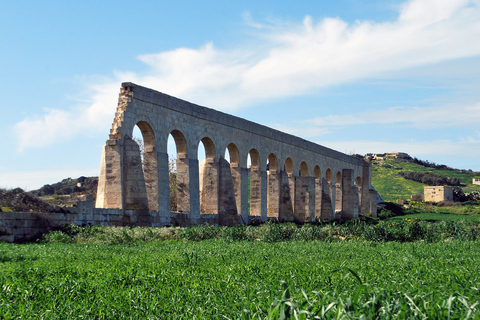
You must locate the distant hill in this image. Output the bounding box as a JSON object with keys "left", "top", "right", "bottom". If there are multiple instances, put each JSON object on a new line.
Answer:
{"left": 18, "top": 155, "right": 480, "bottom": 207}
{"left": 371, "top": 156, "right": 480, "bottom": 202}
{"left": 30, "top": 176, "right": 98, "bottom": 206}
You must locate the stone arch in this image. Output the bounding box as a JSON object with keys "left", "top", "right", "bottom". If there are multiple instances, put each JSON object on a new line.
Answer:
{"left": 326, "top": 168, "right": 332, "bottom": 183}
{"left": 200, "top": 136, "right": 217, "bottom": 160}
{"left": 279, "top": 157, "right": 295, "bottom": 221}
{"left": 267, "top": 153, "right": 280, "bottom": 217}
{"left": 314, "top": 165, "right": 321, "bottom": 179}
{"left": 285, "top": 157, "right": 294, "bottom": 175}
{"left": 227, "top": 143, "right": 240, "bottom": 165}
{"left": 249, "top": 148, "right": 261, "bottom": 168}
{"left": 199, "top": 136, "right": 218, "bottom": 214}
{"left": 170, "top": 129, "right": 190, "bottom": 213}
{"left": 267, "top": 153, "right": 278, "bottom": 172}
{"left": 248, "top": 148, "right": 262, "bottom": 216}
{"left": 300, "top": 161, "right": 309, "bottom": 177}
{"left": 133, "top": 121, "right": 159, "bottom": 212}
{"left": 336, "top": 171, "right": 342, "bottom": 186}
{"left": 222, "top": 143, "right": 242, "bottom": 220}
{"left": 170, "top": 130, "right": 188, "bottom": 156}
{"left": 355, "top": 176, "right": 362, "bottom": 187}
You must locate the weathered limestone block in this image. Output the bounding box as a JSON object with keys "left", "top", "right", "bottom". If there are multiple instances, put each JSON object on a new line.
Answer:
{"left": 218, "top": 157, "right": 239, "bottom": 226}
{"left": 321, "top": 178, "right": 335, "bottom": 220}
{"left": 278, "top": 171, "right": 294, "bottom": 221}
{"left": 341, "top": 169, "right": 359, "bottom": 219}
{"left": 200, "top": 159, "right": 219, "bottom": 214}
{"left": 294, "top": 176, "right": 315, "bottom": 222}
{"left": 249, "top": 168, "right": 262, "bottom": 216}
{"left": 267, "top": 170, "right": 280, "bottom": 218}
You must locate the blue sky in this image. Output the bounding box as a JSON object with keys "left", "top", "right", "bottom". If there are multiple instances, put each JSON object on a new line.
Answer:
{"left": 1, "top": 0, "right": 480, "bottom": 190}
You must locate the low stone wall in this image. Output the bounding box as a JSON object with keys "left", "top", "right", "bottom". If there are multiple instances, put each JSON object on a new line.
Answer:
{"left": 0, "top": 199, "right": 248, "bottom": 242}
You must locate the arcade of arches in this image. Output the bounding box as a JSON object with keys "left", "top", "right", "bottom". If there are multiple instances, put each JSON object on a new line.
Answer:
{"left": 95, "top": 83, "right": 378, "bottom": 226}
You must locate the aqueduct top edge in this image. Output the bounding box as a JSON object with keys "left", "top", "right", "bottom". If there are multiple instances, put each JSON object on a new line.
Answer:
{"left": 121, "top": 82, "right": 364, "bottom": 166}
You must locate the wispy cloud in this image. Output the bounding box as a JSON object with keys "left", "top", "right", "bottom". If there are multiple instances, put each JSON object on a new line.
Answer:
{"left": 305, "top": 102, "right": 480, "bottom": 128}
{"left": 14, "top": 0, "right": 480, "bottom": 151}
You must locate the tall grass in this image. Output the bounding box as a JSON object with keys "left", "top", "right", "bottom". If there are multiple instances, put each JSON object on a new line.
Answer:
{"left": 41, "top": 218, "right": 480, "bottom": 244}
{"left": 1, "top": 240, "right": 479, "bottom": 318}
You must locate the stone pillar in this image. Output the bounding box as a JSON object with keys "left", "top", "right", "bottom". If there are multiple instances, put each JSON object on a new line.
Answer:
{"left": 267, "top": 171, "right": 280, "bottom": 218}
{"left": 307, "top": 177, "right": 315, "bottom": 222}
{"left": 200, "top": 158, "right": 219, "bottom": 214}
{"left": 261, "top": 170, "right": 267, "bottom": 221}
{"left": 335, "top": 183, "right": 342, "bottom": 216}
{"left": 361, "top": 160, "right": 376, "bottom": 215}
{"left": 330, "top": 183, "right": 337, "bottom": 219}
{"left": 321, "top": 178, "right": 335, "bottom": 220}
{"left": 176, "top": 153, "right": 190, "bottom": 213}
{"left": 315, "top": 178, "right": 322, "bottom": 220}
{"left": 341, "top": 169, "right": 359, "bottom": 219}
{"left": 294, "top": 177, "right": 306, "bottom": 222}
{"left": 218, "top": 157, "right": 239, "bottom": 226}
{"left": 143, "top": 144, "right": 158, "bottom": 212}
{"left": 123, "top": 137, "right": 149, "bottom": 211}
{"left": 294, "top": 176, "right": 315, "bottom": 222}
{"left": 96, "top": 139, "right": 124, "bottom": 210}
{"left": 157, "top": 151, "right": 170, "bottom": 215}
{"left": 288, "top": 174, "right": 296, "bottom": 216}
{"left": 279, "top": 170, "right": 294, "bottom": 221}
{"left": 240, "top": 167, "right": 249, "bottom": 224}
{"left": 189, "top": 157, "right": 200, "bottom": 216}
{"left": 230, "top": 163, "right": 242, "bottom": 217}
{"left": 249, "top": 167, "right": 262, "bottom": 216}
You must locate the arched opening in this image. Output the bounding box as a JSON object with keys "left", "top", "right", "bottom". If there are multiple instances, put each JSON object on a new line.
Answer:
{"left": 248, "top": 149, "right": 261, "bottom": 216}
{"left": 314, "top": 165, "right": 321, "bottom": 179}
{"left": 169, "top": 130, "right": 189, "bottom": 213}
{"left": 267, "top": 153, "right": 279, "bottom": 217}
{"left": 355, "top": 177, "right": 362, "bottom": 187}
{"left": 285, "top": 158, "right": 294, "bottom": 175}
{"left": 129, "top": 122, "right": 158, "bottom": 211}
{"left": 224, "top": 143, "right": 241, "bottom": 216}
{"left": 300, "top": 161, "right": 309, "bottom": 177}
{"left": 295, "top": 161, "right": 312, "bottom": 222}
{"left": 326, "top": 169, "right": 332, "bottom": 183}
{"left": 199, "top": 137, "right": 218, "bottom": 214}
{"left": 279, "top": 157, "right": 295, "bottom": 219}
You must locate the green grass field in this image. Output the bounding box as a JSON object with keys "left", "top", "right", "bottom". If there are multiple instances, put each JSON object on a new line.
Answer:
{"left": 389, "top": 212, "right": 480, "bottom": 222}
{"left": 1, "top": 222, "right": 480, "bottom": 319}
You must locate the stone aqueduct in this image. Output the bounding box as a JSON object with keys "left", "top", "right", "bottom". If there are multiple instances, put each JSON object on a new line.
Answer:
{"left": 95, "top": 83, "right": 377, "bottom": 226}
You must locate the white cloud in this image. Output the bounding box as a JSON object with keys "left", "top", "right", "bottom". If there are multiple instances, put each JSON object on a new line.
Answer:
{"left": 14, "top": 0, "right": 480, "bottom": 150}
{"left": 110, "top": 0, "right": 480, "bottom": 110}
{"left": 15, "top": 81, "right": 119, "bottom": 151}
{"left": 305, "top": 102, "right": 480, "bottom": 128}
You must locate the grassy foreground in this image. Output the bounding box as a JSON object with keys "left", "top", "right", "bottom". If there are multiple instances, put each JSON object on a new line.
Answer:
{"left": 1, "top": 230, "right": 480, "bottom": 318}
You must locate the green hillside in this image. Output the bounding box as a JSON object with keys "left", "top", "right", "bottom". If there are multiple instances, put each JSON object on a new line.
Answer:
{"left": 371, "top": 157, "right": 480, "bottom": 202}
